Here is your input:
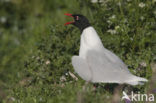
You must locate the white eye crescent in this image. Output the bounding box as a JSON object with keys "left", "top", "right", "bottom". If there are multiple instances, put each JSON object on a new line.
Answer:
{"left": 76, "top": 16, "right": 79, "bottom": 20}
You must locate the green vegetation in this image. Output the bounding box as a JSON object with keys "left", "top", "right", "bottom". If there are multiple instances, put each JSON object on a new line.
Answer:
{"left": 0, "top": 0, "right": 156, "bottom": 103}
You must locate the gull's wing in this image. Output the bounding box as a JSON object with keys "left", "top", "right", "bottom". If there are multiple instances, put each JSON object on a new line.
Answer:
{"left": 102, "top": 48, "right": 130, "bottom": 71}
{"left": 72, "top": 56, "right": 92, "bottom": 81}
{"left": 86, "top": 50, "right": 134, "bottom": 83}
{"left": 72, "top": 50, "right": 147, "bottom": 85}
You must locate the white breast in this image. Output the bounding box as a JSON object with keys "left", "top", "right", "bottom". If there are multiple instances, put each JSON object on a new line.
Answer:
{"left": 79, "top": 26, "right": 104, "bottom": 58}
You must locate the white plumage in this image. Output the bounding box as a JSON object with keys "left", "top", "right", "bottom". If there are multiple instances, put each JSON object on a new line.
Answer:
{"left": 72, "top": 26, "right": 148, "bottom": 85}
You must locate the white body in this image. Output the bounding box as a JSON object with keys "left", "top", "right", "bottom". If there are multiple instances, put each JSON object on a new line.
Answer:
{"left": 72, "top": 26, "right": 148, "bottom": 85}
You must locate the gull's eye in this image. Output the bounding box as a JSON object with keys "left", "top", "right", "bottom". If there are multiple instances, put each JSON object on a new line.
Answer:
{"left": 76, "top": 16, "right": 79, "bottom": 20}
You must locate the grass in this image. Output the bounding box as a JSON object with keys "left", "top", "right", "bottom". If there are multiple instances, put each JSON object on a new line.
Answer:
{"left": 0, "top": 0, "right": 156, "bottom": 103}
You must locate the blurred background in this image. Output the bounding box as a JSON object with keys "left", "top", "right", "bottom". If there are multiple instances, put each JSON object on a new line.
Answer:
{"left": 0, "top": 0, "right": 156, "bottom": 102}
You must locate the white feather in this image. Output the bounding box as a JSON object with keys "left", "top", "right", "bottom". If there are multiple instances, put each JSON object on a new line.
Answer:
{"left": 72, "top": 26, "right": 148, "bottom": 85}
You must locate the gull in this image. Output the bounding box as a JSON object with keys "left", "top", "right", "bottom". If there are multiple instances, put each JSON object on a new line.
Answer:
{"left": 64, "top": 13, "right": 148, "bottom": 85}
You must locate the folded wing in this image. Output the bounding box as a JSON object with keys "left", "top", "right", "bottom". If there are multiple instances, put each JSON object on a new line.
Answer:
{"left": 72, "top": 50, "right": 148, "bottom": 85}
{"left": 72, "top": 56, "right": 92, "bottom": 82}
{"left": 86, "top": 50, "right": 146, "bottom": 84}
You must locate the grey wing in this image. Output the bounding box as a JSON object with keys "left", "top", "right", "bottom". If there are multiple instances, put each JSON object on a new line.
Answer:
{"left": 86, "top": 50, "right": 133, "bottom": 83}
{"left": 103, "top": 48, "right": 130, "bottom": 71}
{"left": 72, "top": 56, "right": 92, "bottom": 82}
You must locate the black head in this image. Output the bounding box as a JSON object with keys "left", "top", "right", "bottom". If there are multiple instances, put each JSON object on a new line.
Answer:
{"left": 64, "top": 13, "right": 91, "bottom": 32}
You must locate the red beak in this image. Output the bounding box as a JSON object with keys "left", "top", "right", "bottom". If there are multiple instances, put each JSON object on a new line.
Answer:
{"left": 64, "top": 13, "right": 74, "bottom": 26}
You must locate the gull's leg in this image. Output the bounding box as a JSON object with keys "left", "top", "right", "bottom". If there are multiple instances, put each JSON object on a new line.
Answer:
{"left": 112, "top": 84, "right": 124, "bottom": 103}
{"left": 82, "top": 81, "right": 89, "bottom": 91}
